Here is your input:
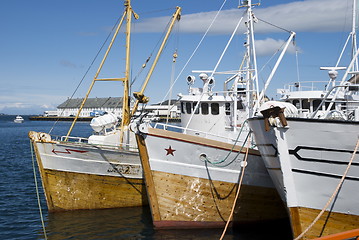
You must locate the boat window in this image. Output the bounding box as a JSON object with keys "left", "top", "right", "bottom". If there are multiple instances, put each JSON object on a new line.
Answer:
{"left": 313, "top": 99, "right": 322, "bottom": 111}
{"left": 293, "top": 100, "right": 300, "bottom": 108}
{"left": 186, "top": 102, "right": 192, "bottom": 114}
{"left": 181, "top": 102, "right": 185, "bottom": 114}
{"left": 325, "top": 102, "right": 335, "bottom": 110}
{"left": 211, "top": 103, "right": 219, "bottom": 115}
{"left": 201, "top": 103, "right": 209, "bottom": 115}
{"left": 225, "top": 103, "right": 231, "bottom": 115}
{"left": 193, "top": 102, "right": 199, "bottom": 114}
{"left": 302, "top": 99, "right": 310, "bottom": 109}
{"left": 237, "top": 100, "right": 244, "bottom": 110}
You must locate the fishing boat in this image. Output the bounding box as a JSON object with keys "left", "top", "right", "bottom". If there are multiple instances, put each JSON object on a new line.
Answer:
{"left": 28, "top": 1, "right": 181, "bottom": 211}
{"left": 248, "top": 0, "right": 359, "bottom": 238}
{"left": 132, "top": 0, "right": 293, "bottom": 229}
{"left": 14, "top": 115, "right": 24, "bottom": 123}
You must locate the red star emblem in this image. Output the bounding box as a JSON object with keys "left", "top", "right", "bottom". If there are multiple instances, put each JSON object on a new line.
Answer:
{"left": 165, "top": 146, "right": 176, "bottom": 156}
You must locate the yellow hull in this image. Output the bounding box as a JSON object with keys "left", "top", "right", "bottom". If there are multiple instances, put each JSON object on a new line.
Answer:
{"left": 39, "top": 169, "right": 147, "bottom": 211}
{"left": 290, "top": 207, "right": 359, "bottom": 239}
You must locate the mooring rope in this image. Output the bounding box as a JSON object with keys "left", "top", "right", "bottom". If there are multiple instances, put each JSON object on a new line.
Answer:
{"left": 30, "top": 140, "right": 48, "bottom": 239}
{"left": 219, "top": 132, "right": 251, "bottom": 240}
{"left": 294, "top": 137, "right": 359, "bottom": 240}
{"left": 204, "top": 121, "right": 250, "bottom": 167}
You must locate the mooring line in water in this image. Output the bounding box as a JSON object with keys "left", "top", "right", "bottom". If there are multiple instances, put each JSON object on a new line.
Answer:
{"left": 219, "top": 132, "right": 251, "bottom": 240}
{"left": 30, "top": 140, "right": 48, "bottom": 240}
{"left": 294, "top": 137, "right": 359, "bottom": 240}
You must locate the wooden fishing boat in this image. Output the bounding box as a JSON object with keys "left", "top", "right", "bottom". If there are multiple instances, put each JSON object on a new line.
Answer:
{"left": 29, "top": 0, "right": 181, "bottom": 211}
{"left": 132, "top": 0, "right": 292, "bottom": 229}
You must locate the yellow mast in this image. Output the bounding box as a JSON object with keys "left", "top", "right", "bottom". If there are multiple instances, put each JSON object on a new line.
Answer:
{"left": 119, "top": 0, "right": 139, "bottom": 144}
{"left": 131, "top": 6, "right": 181, "bottom": 116}
{"left": 65, "top": 2, "right": 180, "bottom": 145}
{"left": 65, "top": 0, "right": 138, "bottom": 141}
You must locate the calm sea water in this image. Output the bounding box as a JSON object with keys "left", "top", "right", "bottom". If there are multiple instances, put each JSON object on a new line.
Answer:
{"left": 0, "top": 115, "right": 292, "bottom": 239}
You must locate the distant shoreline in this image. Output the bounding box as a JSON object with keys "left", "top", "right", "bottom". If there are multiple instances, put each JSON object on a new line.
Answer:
{"left": 28, "top": 116, "right": 181, "bottom": 122}
{"left": 29, "top": 116, "right": 93, "bottom": 121}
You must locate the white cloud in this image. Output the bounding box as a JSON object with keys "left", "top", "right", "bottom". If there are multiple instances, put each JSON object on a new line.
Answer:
{"left": 134, "top": 0, "right": 350, "bottom": 34}
{"left": 255, "top": 38, "right": 300, "bottom": 56}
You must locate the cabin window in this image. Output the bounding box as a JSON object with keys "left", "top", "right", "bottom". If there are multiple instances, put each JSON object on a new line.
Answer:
{"left": 325, "top": 102, "right": 335, "bottom": 110}
{"left": 302, "top": 99, "right": 310, "bottom": 109}
{"left": 293, "top": 100, "right": 300, "bottom": 108}
{"left": 193, "top": 101, "right": 200, "bottom": 114}
{"left": 186, "top": 102, "right": 192, "bottom": 114}
{"left": 237, "top": 100, "right": 244, "bottom": 110}
{"left": 225, "top": 103, "right": 231, "bottom": 115}
{"left": 181, "top": 102, "right": 185, "bottom": 114}
{"left": 211, "top": 103, "right": 219, "bottom": 115}
{"left": 201, "top": 103, "right": 209, "bottom": 115}
{"left": 313, "top": 99, "right": 322, "bottom": 111}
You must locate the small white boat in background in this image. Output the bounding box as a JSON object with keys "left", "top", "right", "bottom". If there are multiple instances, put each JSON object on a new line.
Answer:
{"left": 14, "top": 115, "right": 24, "bottom": 123}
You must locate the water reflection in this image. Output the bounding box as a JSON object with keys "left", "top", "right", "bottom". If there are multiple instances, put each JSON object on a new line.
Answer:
{"left": 41, "top": 206, "right": 291, "bottom": 239}
{"left": 43, "top": 207, "right": 153, "bottom": 239}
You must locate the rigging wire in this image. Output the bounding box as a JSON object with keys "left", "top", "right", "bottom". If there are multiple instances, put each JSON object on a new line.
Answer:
{"left": 131, "top": 11, "right": 175, "bottom": 88}
{"left": 295, "top": 45, "right": 301, "bottom": 83}
{"left": 257, "top": 17, "right": 292, "bottom": 33}
{"left": 48, "top": 15, "right": 123, "bottom": 134}
{"left": 156, "top": 0, "right": 229, "bottom": 109}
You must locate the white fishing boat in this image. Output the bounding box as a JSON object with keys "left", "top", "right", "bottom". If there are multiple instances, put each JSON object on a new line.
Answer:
{"left": 28, "top": 1, "right": 181, "bottom": 211}
{"left": 132, "top": 0, "right": 293, "bottom": 229}
{"left": 14, "top": 115, "right": 24, "bottom": 123}
{"left": 248, "top": 0, "right": 359, "bottom": 238}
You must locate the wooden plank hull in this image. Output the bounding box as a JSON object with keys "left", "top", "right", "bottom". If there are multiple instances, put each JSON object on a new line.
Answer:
{"left": 150, "top": 170, "right": 287, "bottom": 229}
{"left": 289, "top": 207, "right": 359, "bottom": 239}
{"left": 29, "top": 131, "right": 147, "bottom": 211}
{"left": 39, "top": 169, "right": 147, "bottom": 211}
{"left": 136, "top": 127, "right": 288, "bottom": 229}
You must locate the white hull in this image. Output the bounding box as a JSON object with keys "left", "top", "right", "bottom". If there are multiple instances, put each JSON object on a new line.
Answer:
{"left": 145, "top": 129, "right": 272, "bottom": 187}
{"left": 248, "top": 117, "right": 359, "bottom": 237}
{"left": 136, "top": 126, "right": 287, "bottom": 228}
{"left": 14, "top": 116, "right": 24, "bottom": 123}
{"left": 29, "top": 131, "right": 146, "bottom": 211}
{"left": 35, "top": 141, "right": 142, "bottom": 179}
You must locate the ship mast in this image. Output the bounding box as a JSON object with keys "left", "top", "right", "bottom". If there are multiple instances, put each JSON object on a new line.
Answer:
{"left": 239, "top": 0, "right": 260, "bottom": 117}
{"left": 119, "top": 0, "right": 138, "bottom": 144}
{"left": 65, "top": 0, "right": 138, "bottom": 141}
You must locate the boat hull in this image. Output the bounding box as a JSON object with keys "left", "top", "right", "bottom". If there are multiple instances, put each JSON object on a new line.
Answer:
{"left": 248, "top": 118, "right": 359, "bottom": 239}
{"left": 136, "top": 127, "right": 287, "bottom": 229}
{"left": 29, "top": 131, "right": 147, "bottom": 211}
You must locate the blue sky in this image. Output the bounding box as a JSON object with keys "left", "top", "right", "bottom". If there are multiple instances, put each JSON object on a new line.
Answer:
{"left": 0, "top": 0, "right": 356, "bottom": 114}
